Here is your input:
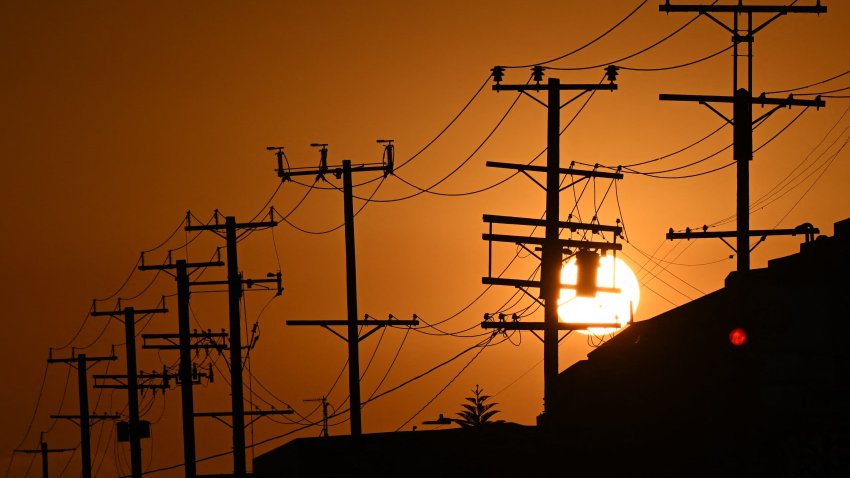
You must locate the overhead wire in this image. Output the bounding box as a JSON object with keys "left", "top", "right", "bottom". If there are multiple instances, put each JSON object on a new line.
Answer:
{"left": 765, "top": 67, "right": 850, "bottom": 94}
{"left": 751, "top": 106, "right": 850, "bottom": 212}
{"left": 3, "top": 359, "right": 50, "bottom": 478}
{"left": 545, "top": 0, "right": 720, "bottom": 71}
{"left": 503, "top": 1, "right": 649, "bottom": 69}
{"left": 705, "top": 105, "right": 849, "bottom": 230}
{"left": 394, "top": 333, "right": 497, "bottom": 431}
{"left": 369, "top": 86, "right": 525, "bottom": 201}
{"left": 282, "top": 175, "right": 386, "bottom": 234}
{"left": 286, "top": 73, "right": 493, "bottom": 192}
{"left": 616, "top": 45, "right": 732, "bottom": 71}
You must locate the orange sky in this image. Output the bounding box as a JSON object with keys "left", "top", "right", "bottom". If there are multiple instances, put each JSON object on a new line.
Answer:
{"left": 2, "top": 1, "right": 849, "bottom": 476}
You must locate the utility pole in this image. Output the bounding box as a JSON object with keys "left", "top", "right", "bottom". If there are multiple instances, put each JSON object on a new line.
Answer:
{"left": 47, "top": 349, "right": 119, "bottom": 478}
{"left": 185, "top": 212, "right": 289, "bottom": 477}
{"left": 659, "top": 1, "right": 826, "bottom": 272}
{"left": 303, "top": 397, "right": 330, "bottom": 437}
{"left": 137, "top": 256, "right": 224, "bottom": 478}
{"left": 275, "top": 142, "right": 417, "bottom": 436}
{"left": 480, "top": 66, "right": 623, "bottom": 426}
{"left": 14, "top": 436, "right": 75, "bottom": 478}
{"left": 91, "top": 304, "right": 168, "bottom": 478}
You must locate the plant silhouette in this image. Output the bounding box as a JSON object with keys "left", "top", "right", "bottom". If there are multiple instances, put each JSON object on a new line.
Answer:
{"left": 455, "top": 384, "right": 504, "bottom": 428}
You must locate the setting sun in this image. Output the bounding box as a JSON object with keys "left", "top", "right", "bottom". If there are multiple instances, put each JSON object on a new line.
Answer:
{"left": 558, "top": 253, "right": 640, "bottom": 335}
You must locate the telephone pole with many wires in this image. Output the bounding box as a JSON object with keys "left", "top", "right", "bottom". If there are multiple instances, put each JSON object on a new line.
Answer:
{"left": 137, "top": 256, "right": 226, "bottom": 478}
{"left": 185, "top": 213, "right": 290, "bottom": 477}
{"left": 480, "top": 65, "right": 624, "bottom": 427}
{"left": 659, "top": 1, "right": 826, "bottom": 272}
{"left": 275, "top": 143, "right": 418, "bottom": 437}
{"left": 14, "top": 436, "right": 75, "bottom": 478}
{"left": 46, "top": 349, "right": 119, "bottom": 478}
{"left": 90, "top": 303, "right": 169, "bottom": 478}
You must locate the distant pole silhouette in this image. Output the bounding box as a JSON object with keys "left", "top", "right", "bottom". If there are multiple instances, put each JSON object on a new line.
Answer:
{"left": 185, "top": 213, "right": 282, "bottom": 476}
{"left": 47, "top": 351, "right": 118, "bottom": 478}
{"left": 277, "top": 144, "right": 418, "bottom": 436}
{"left": 91, "top": 305, "right": 168, "bottom": 478}
{"left": 14, "top": 439, "right": 74, "bottom": 478}
{"left": 481, "top": 68, "right": 622, "bottom": 426}
{"left": 224, "top": 217, "right": 247, "bottom": 475}
{"left": 304, "top": 397, "right": 330, "bottom": 437}
{"left": 660, "top": 1, "right": 826, "bottom": 272}
{"left": 138, "top": 256, "right": 226, "bottom": 478}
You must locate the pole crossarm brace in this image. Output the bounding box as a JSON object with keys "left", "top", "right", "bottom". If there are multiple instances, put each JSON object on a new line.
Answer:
{"left": 482, "top": 233, "right": 622, "bottom": 252}
{"left": 494, "top": 83, "right": 617, "bottom": 92}
{"left": 659, "top": 93, "right": 826, "bottom": 108}
{"left": 667, "top": 224, "right": 819, "bottom": 241}
{"left": 186, "top": 220, "right": 277, "bottom": 232}
{"left": 287, "top": 317, "right": 420, "bottom": 343}
{"left": 186, "top": 273, "right": 283, "bottom": 294}
{"left": 486, "top": 161, "right": 623, "bottom": 179}
{"left": 92, "top": 373, "right": 172, "bottom": 390}
{"left": 138, "top": 260, "right": 224, "bottom": 271}
{"left": 50, "top": 414, "right": 121, "bottom": 426}
{"left": 659, "top": 2, "right": 826, "bottom": 15}
{"left": 47, "top": 355, "right": 117, "bottom": 365}
{"left": 14, "top": 446, "right": 75, "bottom": 454}
{"left": 484, "top": 214, "right": 623, "bottom": 235}
{"left": 280, "top": 163, "right": 388, "bottom": 180}
{"left": 91, "top": 307, "right": 168, "bottom": 318}
{"left": 481, "top": 321, "right": 621, "bottom": 331}
{"left": 141, "top": 330, "right": 228, "bottom": 350}
{"left": 196, "top": 409, "right": 295, "bottom": 428}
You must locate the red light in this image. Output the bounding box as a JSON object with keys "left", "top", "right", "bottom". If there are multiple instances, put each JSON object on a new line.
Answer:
{"left": 729, "top": 328, "right": 747, "bottom": 346}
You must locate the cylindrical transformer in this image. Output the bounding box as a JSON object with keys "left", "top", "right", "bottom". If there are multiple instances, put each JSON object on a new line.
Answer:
{"left": 575, "top": 249, "right": 600, "bottom": 297}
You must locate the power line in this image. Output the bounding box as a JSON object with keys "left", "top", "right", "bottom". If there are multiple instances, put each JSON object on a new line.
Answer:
{"left": 765, "top": 67, "right": 850, "bottom": 94}
{"left": 545, "top": 0, "right": 720, "bottom": 71}
{"left": 504, "top": 0, "right": 649, "bottom": 69}
{"left": 617, "top": 44, "right": 731, "bottom": 71}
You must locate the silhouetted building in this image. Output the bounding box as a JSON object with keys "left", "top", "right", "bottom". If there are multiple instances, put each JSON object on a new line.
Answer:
{"left": 553, "top": 217, "right": 850, "bottom": 477}
{"left": 254, "top": 218, "right": 850, "bottom": 478}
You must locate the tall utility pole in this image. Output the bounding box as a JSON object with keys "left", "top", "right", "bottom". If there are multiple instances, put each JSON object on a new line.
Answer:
{"left": 480, "top": 66, "right": 623, "bottom": 426}
{"left": 14, "top": 437, "right": 75, "bottom": 478}
{"left": 659, "top": 1, "right": 826, "bottom": 272}
{"left": 186, "top": 213, "right": 288, "bottom": 477}
{"left": 276, "top": 143, "right": 417, "bottom": 436}
{"left": 47, "top": 350, "right": 119, "bottom": 478}
{"left": 91, "top": 304, "right": 168, "bottom": 478}
{"left": 138, "top": 257, "right": 224, "bottom": 478}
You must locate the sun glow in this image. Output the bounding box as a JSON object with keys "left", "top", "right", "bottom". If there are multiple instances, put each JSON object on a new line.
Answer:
{"left": 558, "top": 254, "right": 640, "bottom": 335}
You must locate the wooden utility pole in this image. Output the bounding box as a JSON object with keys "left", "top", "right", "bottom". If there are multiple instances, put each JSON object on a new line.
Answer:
{"left": 47, "top": 350, "right": 119, "bottom": 478}
{"left": 91, "top": 304, "right": 168, "bottom": 478}
{"left": 186, "top": 213, "right": 288, "bottom": 477}
{"left": 14, "top": 438, "right": 75, "bottom": 478}
{"left": 138, "top": 257, "right": 225, "bottom": 478}
{"left": 481, "top": 67, "right": 623, "bottom": 426}
{"left": 276, "top": 143, "right": 417, "bottom": 436}
{"left": 659, "top": 1, "right": 826, "bottom": 272}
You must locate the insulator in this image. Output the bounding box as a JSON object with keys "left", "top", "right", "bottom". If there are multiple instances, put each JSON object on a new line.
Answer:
{"left": 531, "top": 65, "right": 545, "bottom": 83}
{"left": 491, "top": 66, "right": 505, "bottom": 84}
{"left": 605, "top": 65, "right": 619, "bottom": 83}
